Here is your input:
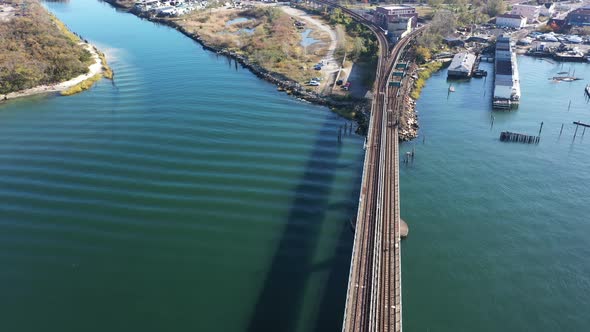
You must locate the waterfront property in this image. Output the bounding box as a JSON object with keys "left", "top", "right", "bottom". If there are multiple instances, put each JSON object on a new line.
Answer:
{"left": 496, "top": 13, "right": 527, "bottom": 28}
{"left": 510, "top": 4, "right": 540, "bottom": 24}
{"left": 133, "top": 0, "right": 207, "bottom": 16}
{"left": 540, "top": 2, "right": 556, "bottom": 17}
{"left": 566, "top": 6, "right": 590, "bottom": 26}
{"left": 373, "top": 5, "right": 417, "bottom": 41}
{"left": 447, "top": 52, "right": 476, "bottom": 78}
{"left": 493, "top": 35, "right": 520, "bottom": 109}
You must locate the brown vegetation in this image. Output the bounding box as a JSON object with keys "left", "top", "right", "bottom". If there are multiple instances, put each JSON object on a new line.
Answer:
{"left": 60, "top": 74, "right": 102, "bottom": 96}
{"left": 179, "top": 7, "right": 324, "bottom": 83}
{"left": 0, "top": 0, "right": 93, "bottom": 94}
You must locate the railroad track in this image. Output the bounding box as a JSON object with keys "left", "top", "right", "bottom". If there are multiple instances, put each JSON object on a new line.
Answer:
{"left": 310, "top": 2, "right": 422, "bottom": 331}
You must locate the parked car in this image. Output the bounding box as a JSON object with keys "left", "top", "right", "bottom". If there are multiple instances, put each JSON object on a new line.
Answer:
{"left": 342, "top": 82, "right": 351, "bottom": 90}
{"left": 336, "top": 79, "right": 343, "bottom": 85}
{"left": 308, "top": 80, "right": 320, "bottom": 86}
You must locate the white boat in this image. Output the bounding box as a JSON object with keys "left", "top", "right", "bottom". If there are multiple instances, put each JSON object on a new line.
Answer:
{"left": 449, "top": 85, "right": 455, "bottom": 92}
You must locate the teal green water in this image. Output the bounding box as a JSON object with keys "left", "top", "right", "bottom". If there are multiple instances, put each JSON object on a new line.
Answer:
{"left": 2, "top": 2, "right": 589, "bottom": 331}
{"left": 0, "top": 1, "right": 364, "bottom": 331}
{"left": 402, "top": 57, "right": 590, "bottom": 331}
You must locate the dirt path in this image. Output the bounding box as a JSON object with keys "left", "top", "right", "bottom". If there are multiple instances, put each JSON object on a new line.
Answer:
{"left": 281, "top": 6, "right": 340, "bottom": 92}
{"left": 282, "top": 6, "right": 338, "bottom": 63}
{"left": 1, "top": 43, "right": 104, "bottom": 101}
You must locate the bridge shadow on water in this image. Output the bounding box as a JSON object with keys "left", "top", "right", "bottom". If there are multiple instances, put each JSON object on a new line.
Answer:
{"left": 247, "top": 116, "right": 363, "bottom": 332}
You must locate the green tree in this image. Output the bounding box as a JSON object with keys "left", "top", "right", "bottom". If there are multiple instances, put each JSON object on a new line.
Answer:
{"left": 486, "top": 0, "right": 506, "bottom": 17}
{"left": 415, "top": 46, "right": 432, "bottom": 64}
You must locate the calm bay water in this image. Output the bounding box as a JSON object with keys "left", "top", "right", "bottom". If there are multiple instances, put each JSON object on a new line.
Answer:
{"left": 1, "top": 1, "right": 589, "bottom": 331}
{"left": 402, "top": 57, "right": 590, "bottom": 331}
{"left": 0, "top": 1, "right": 363, "bottom": 331}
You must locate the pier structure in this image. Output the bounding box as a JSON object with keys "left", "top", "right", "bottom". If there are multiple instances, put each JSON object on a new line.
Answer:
{"left": 312, "top": 1, "right": 422, "bottom": 331}
{"left": 493, "top": 35, "right": 521, "bottom": 109}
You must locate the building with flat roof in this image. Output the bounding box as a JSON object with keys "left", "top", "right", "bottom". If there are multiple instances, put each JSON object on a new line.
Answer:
{"left": 510, "top": 4, "right": 540, "bottom": 23}
{"left": 447, "top": 52, "right": 476, "bottom": 78}
{"left": 496, "top": 14, "right": 527, "bottom": 28}
{"left": 493, "top": 35, "right": 520, "bottom": 109}
{"left": 373, "top": 5, "right": 417, "bottom": 29}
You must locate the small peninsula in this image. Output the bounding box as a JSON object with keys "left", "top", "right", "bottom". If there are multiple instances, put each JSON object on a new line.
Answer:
{"left": 0, "top": 0, "right": 112, "bottom": 100}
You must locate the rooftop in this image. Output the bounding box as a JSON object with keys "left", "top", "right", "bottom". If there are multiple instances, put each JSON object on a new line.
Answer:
{"left": 378, "top": 5, "right": 413, "bottom": 10}
{"left": 496, "top": 60, "right": 513, "bottom": 76}
{"left": 449, "top": 53, "right": 476, "bottom": 72}
{"left": 498, "top": 13, "right": 525, "bottom": 19}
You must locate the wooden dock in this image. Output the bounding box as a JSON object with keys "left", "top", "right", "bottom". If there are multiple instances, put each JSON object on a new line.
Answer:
{"left": 500, "top": 131, "right": 540, "bottom": 144}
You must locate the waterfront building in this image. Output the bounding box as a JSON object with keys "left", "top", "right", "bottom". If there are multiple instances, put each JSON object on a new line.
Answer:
{"left": 447, "top": 52, "right": 476, "bottom": 78}
{"left": 496, "top": 14, "right": 527, "bottom": 28}
{"left": 493, "top": 35, "right": 521, "bottom": 109}
{"left": 566, "top": 6, "right": 590, "bottom": 27}
{"left": 510, "top": 4, "right": 541, "bottom": 23}
{"left": 373, "top": 5, "right": 417, "bottom": 29}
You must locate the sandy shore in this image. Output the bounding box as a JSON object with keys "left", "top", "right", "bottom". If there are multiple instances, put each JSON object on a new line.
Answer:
{"left": 1, "top": 43, "right": 104, "bottom": 101}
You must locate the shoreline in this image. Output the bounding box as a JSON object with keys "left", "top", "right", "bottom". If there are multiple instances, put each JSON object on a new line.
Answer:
{"left": 1, "top": 43, "right": 105, "bottom": 102}
{"left": 102, "top": 1, "right": 371, "bottom": 133}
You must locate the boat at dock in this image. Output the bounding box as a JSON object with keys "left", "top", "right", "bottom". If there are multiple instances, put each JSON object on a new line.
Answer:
{"left": 493, "top": 35, "right": 520, "bottom": 110}
{"left": 585, "top": 84, "right": 590, "bottom": 97}
{"left": 449, "top": 85, "right": 455, "bottom": 92}
{"left": 551, "top": 76, "right": 583, "bottom": 82}
{"left": 473, "top": 69, "right": 487, "bottom": 78}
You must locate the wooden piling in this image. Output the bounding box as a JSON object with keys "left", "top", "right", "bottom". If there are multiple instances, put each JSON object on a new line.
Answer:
{"left": 500, "top": 131, "right": 540, "bottom": 144}
{"left": 560, "top": 123, "right": 564, "bottom": 137}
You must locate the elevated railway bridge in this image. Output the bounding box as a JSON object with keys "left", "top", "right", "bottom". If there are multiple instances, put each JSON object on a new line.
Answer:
{"left": 310, "top": 1, "right": 423, "bottom": 331}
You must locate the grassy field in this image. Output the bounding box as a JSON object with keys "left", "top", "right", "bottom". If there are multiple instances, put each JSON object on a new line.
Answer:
{"left": 177, "top": 7, "right": 327, "bottom": 83}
